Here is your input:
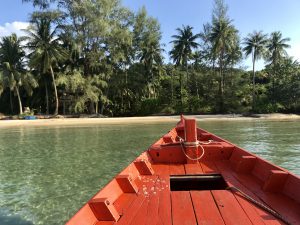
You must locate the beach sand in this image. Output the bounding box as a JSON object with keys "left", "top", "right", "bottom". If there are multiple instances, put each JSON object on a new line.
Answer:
{"left": 0, "top": 113, "right": 300, "bottom": 128}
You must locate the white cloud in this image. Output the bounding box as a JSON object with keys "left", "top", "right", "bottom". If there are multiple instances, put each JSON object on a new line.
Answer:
{"left": 0, "top": 21, "right": 30, "bottom": 38}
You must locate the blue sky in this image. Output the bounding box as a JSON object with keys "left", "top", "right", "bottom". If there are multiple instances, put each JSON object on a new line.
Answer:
{"left": 1, "top": 0, "right": 300, "bottom": 70}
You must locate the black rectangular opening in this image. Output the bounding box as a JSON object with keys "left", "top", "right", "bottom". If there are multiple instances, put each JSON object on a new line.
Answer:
{"left": 170, "top": 174, "right": 228, "bottom": 191}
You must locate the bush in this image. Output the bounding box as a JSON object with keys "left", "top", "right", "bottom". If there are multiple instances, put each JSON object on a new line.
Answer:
{"left": 138, "top": 98, "right": 160, "bottom": 115}
{"left": 160, "top": 106, "right": 175, "bottom": 115}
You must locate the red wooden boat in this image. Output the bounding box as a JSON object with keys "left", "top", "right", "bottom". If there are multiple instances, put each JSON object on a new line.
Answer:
{"left": 66, "top": 116, "right": 300, "bottom": 225}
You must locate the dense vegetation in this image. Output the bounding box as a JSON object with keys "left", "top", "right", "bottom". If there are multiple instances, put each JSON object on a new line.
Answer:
{"left": 0, "top": 0, "right": 299, "bottom": 116}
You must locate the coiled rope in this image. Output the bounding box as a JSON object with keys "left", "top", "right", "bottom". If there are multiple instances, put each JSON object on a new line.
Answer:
{"left": 177, "top": 136, "right": 212, "bottom": 161}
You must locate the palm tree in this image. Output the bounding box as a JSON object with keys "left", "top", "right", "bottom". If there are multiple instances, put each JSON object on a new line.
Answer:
{"left": 267, "top": 31, "right": 290, "bottom": 66}
{"left": 0, "top": 34, "right": 33, "bottom": 114}
{"left": 266, "top": 31, "right": 290, "bottom": 103}
{"left": 24, "top": 16, "right": 66, "bottom": 115}
{"left": 243, "top": 31, "right": 268, "bottom": 111}
{"left": 139, "top": 40, "right": 163, "bottom": 98}
{"left": 0, "top": 72, "right": 3, "bottom": 95}
{"left": 169, "top": 25, "right": 199, "bottom": 105}
{"left": 209, "top": 18, "right": 238, "bottom": 112}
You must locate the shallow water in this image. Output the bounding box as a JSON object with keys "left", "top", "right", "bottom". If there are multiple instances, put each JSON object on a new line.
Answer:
{"left": 0, "top": 120, "right": 299, "bottom": 224}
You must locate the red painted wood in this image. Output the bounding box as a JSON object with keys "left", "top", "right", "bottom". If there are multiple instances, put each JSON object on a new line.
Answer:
{"left": 234, "top": 172, "right": 300, "bottom": 224}
{"left": 190, "top": 191, "right": 225, "bottom": 225}
{"left": 158, "top": 175, "right": 172, "bottom": 225}
{"left": 93, "top": 179, "right": 124, "bottom": 204}
{"left": 263, "top": 170, "right": 288, "bottom": 192}
{"left": 115, "top": 195, "right": 146, "bottom": 225}
{"left": 156, "top": 220, "right": 164, "bottom": 225}
{"left": 89, "top": 198, "right": 120, "bottom": 222}
{"left": 65, "top": 204, "right": 97, "bottom": 225}
{"left": 219, "top": 160, "right": 300, "bottom": 225}
{"left": 129, "top": 198, "right": 149, "bottom": 225}
{"left": 95, "top": 222, "right": 115, "bottom": 225}
{"left": 67, "top": 117, "right": 300, "bottom": 225}
{"left": 214, "top": 160, "right": 282, "bottom": 225}
{"left": 131, "top": 176, "right": 164, "bottom": 225}
{"left": 152, "top": 164, "right": 170, "bottom": 175}
{"left": 283, "top": 174, "right": 300, "bottom": 203}
{"left": 113, "top": 194, "right": 136, "bottom": 216}
{"left": 185, "top": 119, "right": 197, "bottom": 142}
{"left": 201, "top": 161, "right": 219, "bottom": 173}
{"left": 212, "top": 190, "right": 252, "bottom": 225}
{"left": 145, "top": 177, "right": 162, "bottom": 225}
{"left": 134, "top": 160, "right": 154, "bottom": 175}
{"left": 169, "top": 164, "right": 185, "bottom": 175}
{"left": 184, "top": 163, "right": 203, "bottom": 174}
{"left": 149, "top": 146, "right": 186, "bottom": 164}
{"left": 235, "top": 156, "right": 257, "bottom": 173}
{"left": 116, "top": 175, "right": 138, "bottom": 193}
{"left": 116, "top": 176, "right": 157, "bottom": 225}
{"left": 171, "top": 191, "right": 197, "bottom": 225}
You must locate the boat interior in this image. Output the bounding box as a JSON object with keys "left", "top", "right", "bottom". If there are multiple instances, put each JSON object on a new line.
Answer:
{"left": 67, "top": 117, "right": 300, "bottom": 225}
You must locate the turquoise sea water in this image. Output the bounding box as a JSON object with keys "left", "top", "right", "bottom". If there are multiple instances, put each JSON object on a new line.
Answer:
{"left": 0, "top": 120, "right": 299, "bottom": 224}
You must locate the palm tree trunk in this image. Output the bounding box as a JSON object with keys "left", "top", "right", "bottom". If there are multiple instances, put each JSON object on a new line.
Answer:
{"left": 180, "top": 70, "right": 183, "bottom": 108}
{"left": 50, "top": 66, "right": 59, "bottom": 115}
{"left": 252, "top": 54, "right": 256, "bottom": 112}
{"left": 125, "top": 69, "right": 129, "bottom": 112}
{"left": 15, "top": 86, "right": 23, "bottom": 114}
{"left": 219, "top": 54, "right": 224, "bottom": 113}
{"left": 9, "top": 91, "right": 14, "bottom": 114}
{"left": 44, "top": 78, "right": 49, "bottom": 114}
{"left": 186, "top": 63, "right": 189, "bottom": 90}
{"left": 171, "top": 72, "right": 174, "bottom": 104}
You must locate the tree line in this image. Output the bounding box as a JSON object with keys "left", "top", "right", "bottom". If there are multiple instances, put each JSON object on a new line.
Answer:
{"left": 0, "top": 0, "right": 299, "bottom": 116}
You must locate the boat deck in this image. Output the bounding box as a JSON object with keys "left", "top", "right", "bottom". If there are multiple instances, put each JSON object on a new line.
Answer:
{"left": 67, "top": 117, "right": 300, "bottom": 225}
{"left": 94, "top": 161, "right": 300, "bottom": 225}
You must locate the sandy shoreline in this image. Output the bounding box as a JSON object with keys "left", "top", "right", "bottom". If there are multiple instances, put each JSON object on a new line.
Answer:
{"left": 0, "top": 113, "right": 300, "bottom": 128}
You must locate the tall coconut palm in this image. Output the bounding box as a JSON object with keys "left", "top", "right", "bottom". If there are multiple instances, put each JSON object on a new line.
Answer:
{"left": 139, "top": 40, "right": 163, "bottom": 98}
{"left": 169, "top": 25, "right": 199, "bottom": 105}
{"left": 0, "top": 72, "right": 3, "bottom": 95}
{"left": 266, "top": 31, "right": 290, "bottom": 103}
{"left": 267, "top": 31, "right": 290, "bottom": 66}
{"left": 24, "top": 16, "right": 67, "bottom": 115}
{"left": 209, "top": 18, "right": 238, "bottom": 112}
{"left": 243, "top": 31, "right": 268, "bottom": 111}
{"left": 0, "top": 34, "right": 30, "bottom": 114}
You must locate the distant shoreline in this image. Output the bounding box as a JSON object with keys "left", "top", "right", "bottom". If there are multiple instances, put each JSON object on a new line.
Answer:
{"left": 0, "top": 113, "right": 300, "bottom": 128}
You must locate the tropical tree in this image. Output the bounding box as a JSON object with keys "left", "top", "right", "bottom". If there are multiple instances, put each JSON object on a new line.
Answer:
{"left": 267, "top": 31, "right": 291, "bottom": 65}
{"left": 0, "top": 34, "right": 37, "bottom": 114}
{"left": 208, "top": 0, "right": 240, "bottom": 112}
{"left": 266, "top": 31, "right": 290, "bottom": 103}
{"left": 133, "top": 7, "right": 163, "bottom": 99}
{"left": 56, "top": 69, "right": 108, "bottom": 113}
{"left": 24, "top": 15, "right": 66, "bottom": 115}
{"left": 22, "top": 0, "right": 56, "bottom": 9}
{"left": 243, "top": 31, "right": 268, "bottom": 111}
{"left": 0, "top": 73, "right": 2, "bottom": 94}
{"left": 169, "top": 25, "right": 199, "bottom": 106}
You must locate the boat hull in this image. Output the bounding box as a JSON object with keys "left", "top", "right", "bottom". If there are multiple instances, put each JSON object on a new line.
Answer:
{"left": 66, "top": 117, "right": 300, "bottom": 225}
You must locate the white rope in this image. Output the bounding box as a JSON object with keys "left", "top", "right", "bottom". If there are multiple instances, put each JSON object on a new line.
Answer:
{"left": 177, "top": 136, "right": 206, "bottom": 161}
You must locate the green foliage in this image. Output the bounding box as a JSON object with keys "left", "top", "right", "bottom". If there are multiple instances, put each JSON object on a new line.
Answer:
{"left": 0, "top": 0, "right": 299, "bottom": 116}
{"left": 160, "top": 106, "right": 175, "bottom": 115}
{"left": 56, "top": 70, "right": 107, "bottom": 113}
{"left": 138, "top": 98, "right": 160, "bottom": 115}
{"left": 0, "top": 34, "right": 38, "bottom": 114}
